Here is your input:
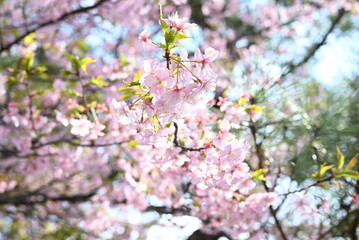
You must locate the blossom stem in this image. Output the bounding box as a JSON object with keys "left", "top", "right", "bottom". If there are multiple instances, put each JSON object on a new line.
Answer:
{"left": 170, "top": 57, "right": 202, "bottom": 83}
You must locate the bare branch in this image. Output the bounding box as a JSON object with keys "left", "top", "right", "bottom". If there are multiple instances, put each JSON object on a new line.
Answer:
{"left": 187, "top": 229, "right": 233, "bottom": 240}
{"left": 249, "top": 122, "right": 289, "bottom": 240}
{"left": 0, "top": 191, "right": 97, "bottom": 206}
{"left": 280, "top": 175, "right": 334, "bottom": 198}
{"left": 268, "top": 8, "right": 346, "bottom": 89}
{"left": 0, "top": 0, "right": 111, "bottom": 53}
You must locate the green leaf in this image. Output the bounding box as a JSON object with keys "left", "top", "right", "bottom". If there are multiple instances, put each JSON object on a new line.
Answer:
{"left": 159, "top": 4, "right": 168, "bottom": 35}
{"left": 345, "top": 153, "right": 359, "bottom": 171}
{"left": 312, "top": 163, "right": 334, "bottom": 179}
{"left": 35, "top": 66, "right": 47, "bottom": 73}
{"left": 80, "top": 57, "right": 96, "bottom": 65}
{"left": 157, "top": 43, "right": 167, "bottom": 50}
{"left": 251, "top": 169, "right": 268, "bottom": 181}
{"left": 319, "top": 164, "right": 334, "bottom": 177}
{"left": 80, "top": 57, "right": 96, "bottom": 73}
{"left": 120, "top": 54, "right": 130, "bottom": 67}
{"left": 245, "top": 104, "right": 265, "bottom": 114}
{"left": 128, "top": 81, "right": 140, "bottom": 86}
{"left": 11, "top": 29, "right": 19, "bottom": 39}
{"left": 337, "top": 170, "right": 359, "bottom": 180}
{"left": 64, "top": 52, "right": 73, "bottom": 62}
{"left": 90, "top": 76, "right": 108, "bottom": 88}
{"left": 337, "top": 146, "right": 345, "bottom": 170}
{"left": 23, "top": 53, "right": 34, "bottom": 70}
{"left": 174, "top": 33, "right": 190, "bottom": 42}
{"left": 161, "top": 19, "right": 168, "bottom": 34}
{"left": 238, "top": 96, "right": 247, "bottom": 107}
{"left": 126, "top": 140, "right": 138, "bottom": 148}
{"left": 23, "top": 33, "right": 35, "bottom": 45}
{"left": 64, "top": 53, "right": 81, "bottom": 70}
{"left": 174, "top": 44, "right": 184, "bottom": 48}
{"left": 165, "top": 29, "right": 176, "bottom": 47}
{"left": 318, "top": 184, "right": 329, "bottom": 190}
{"left": 133, "top": 69, "right": 142, "bottom": 82}
{"left": 62, "top": 70, "right": 73, "bottom": 77}
{"left": 62, "top": 89, "right": 80, "bottom": 98}
{"left": 118, "top": 87, "right": 130, "bottom": 92}
{"left": 120, "top": 91, "right": 137, "bottom": 100}
{"left": 76, "top": 39, "right": 90, "bottom": 53}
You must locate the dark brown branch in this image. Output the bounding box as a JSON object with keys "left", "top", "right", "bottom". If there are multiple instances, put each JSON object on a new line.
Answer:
{"left": 0, "top": 139, "right": 129, "bottom": 159}
{"left": 249, "top": 122, "right": 288, "bottom": 240}
{"left": 0, "top": 192, "right": 97, "bottom": 206}
{"left": 187, "top": 229, "right": 232, "bottom": 240}
{"left": 146, "top": 205, "right": 189, "bottom": 215}
{"left": 268, "top": 8, "right": 346, "bottom": 89}
{"left": 0, "top": 0, "right": 110, "bottom": 53}
{"left": 173, "top": 122, "right": 206, "bottom": 153}
{"left": 284, "top": 8, "right": 345, "bottom": 75}
{"left": 280, "top": 175, "right": 334, "bottom": 197}
{"left": 32, "top": 138, "right": 129, "bottom": 149}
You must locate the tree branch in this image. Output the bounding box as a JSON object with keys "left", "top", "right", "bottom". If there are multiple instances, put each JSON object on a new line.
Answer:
{"left": 268, "top": 8, "right": 346, "bottom": 89}
{"left": 249, "top": 122, "right": 289, "bottom": 240}
{"left": 187, "top": 229, "right": 232, "bottom": 240}
{"left": 0, "top": 191, "right": 97, "bottom": 206}
{"left": 32, "top": 138, "right": 129, "bottom": 149}
{"left": 145, "top": 205, "right": 189, "bottom": 215}
{"left": 173, "top": 122, "right": 206, "bottom": 153}
{"left": 280, "top": 175, "right": 334, "bottom": 198}
{"left": 0, "top": 0, "right": 110, "bottom": 53}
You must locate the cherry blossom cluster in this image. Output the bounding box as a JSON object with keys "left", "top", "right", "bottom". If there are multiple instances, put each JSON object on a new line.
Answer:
{"left": 106, "top": 11, "right": 280, "bottom": 237}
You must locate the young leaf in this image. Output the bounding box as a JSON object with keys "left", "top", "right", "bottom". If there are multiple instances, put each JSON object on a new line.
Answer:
{"left": 251, "top": 169, "right": 268, "bottom": 181}
{"left": 80, "top": 57, "right": 96, "bottom": 73}
{"left": 63, "top": 70, "right": 73, "bottom": 77}
{"left": 174, "top": 44, "right": 184, "bottom": 48}
{"left": 165, "top": 29, "right": 176, "bottom": 47}
{"left": 120, "top": 91, "right": 137, "bottom": 100}
{"left": 319, "top": 184, "right": 329, "bottom": 190}
{"left": 118, "top": 87, "right": 130, "bottom": 92}
{"left": 337, "top": 170, "right": 359, "bottom": 180}
{"left": 133, "top": 69, "right": 142, "bottom": 82}
{"left": 120, "top": 54, "right": 130, "bottom": 67}
{"left": 128, "top": 81, "right": 140, "bottom": 86}
{"left": 62, "top": 89, "right": 80, "bottom": 98}
{"left": 319, "top": 164, "right": 334, "bottom": 177}
{"left": 238, "top": 97, "right": 247, "bottom": 107}
{"left": 64, "top": 54, "right": 81, "bottom": 71}
{"left": 174, "top": 33, "right": 190, "bottom": 42}
{"left": 23, "top": 33, "right": 36, "bottom": 46}
{"left": 157, "top": 43, "right": 167, "bottom": 50}
{"left": 126, "top": 140, "right": 138, "bottom": 148}
{"left": 90, "top": 76, "right": 108, "bottom": 88}
{"left": 345, "top": 153, "right": 359, "bottom": 171}
{"left": 313, "top": 163, "right": 334, "bottom": 179}
{"left": 337, "top": 146, "right": 345, "bottom": 170}
{"left": 159, "top": 4, "right": 168, "bottom": 35}
{"left": 23, "top": 53, "right": 34, "bottom": 70}
{"left": 245, "top": 105, "right": 265, "bottom": 114}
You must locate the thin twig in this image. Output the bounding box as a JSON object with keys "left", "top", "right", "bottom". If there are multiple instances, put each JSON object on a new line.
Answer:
{"left": 280, "top": 175, "right": 334, "bottom": 197}
{"left": 267, "top": 8, "right": 346, "bottom": 90}
{"left": 32, "top": 138, "right": 129, "bottom": 149}
{"left": 0, "top": 0, "right": 110, "bottom": 53}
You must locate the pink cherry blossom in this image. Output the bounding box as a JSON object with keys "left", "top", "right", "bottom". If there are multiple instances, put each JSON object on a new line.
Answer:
{"left": 70, "top": 118, "right": 92, "bottom": 137}
{"left": 164, "top": 12, "right": 196, "bottom": 33}
{"left": 138, "top": 30, "right": 151, "bottom": 45}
